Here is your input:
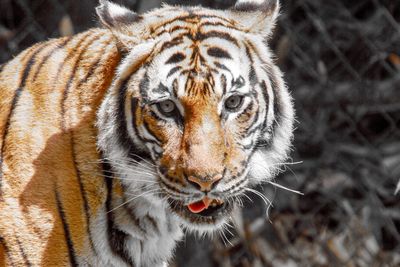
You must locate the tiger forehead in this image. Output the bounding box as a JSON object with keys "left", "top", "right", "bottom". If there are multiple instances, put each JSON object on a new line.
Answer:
{"left": 149, "top": 9, "right": 239, "bottom": 37}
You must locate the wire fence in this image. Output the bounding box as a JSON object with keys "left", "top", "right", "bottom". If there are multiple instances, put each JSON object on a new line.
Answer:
{"left": 1, "top": 0, "right": 399, "bottom": 266}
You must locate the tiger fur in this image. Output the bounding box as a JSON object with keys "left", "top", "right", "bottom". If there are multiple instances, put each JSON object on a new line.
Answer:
{"left": 0, "top": 0, "right": 294, "bottom": 266}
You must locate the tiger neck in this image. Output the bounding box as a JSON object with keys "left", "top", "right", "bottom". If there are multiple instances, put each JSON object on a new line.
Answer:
{"left": 102, "top": 177, "right": 183, "bottom": 267}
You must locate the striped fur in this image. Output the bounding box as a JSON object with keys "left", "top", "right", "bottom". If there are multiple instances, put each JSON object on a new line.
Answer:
{"left": 0, "top": 0, "right": 294, "bottom": 266}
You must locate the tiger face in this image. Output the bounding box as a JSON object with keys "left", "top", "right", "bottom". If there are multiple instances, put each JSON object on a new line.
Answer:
{"left": 97, "top": 0, "right": 294, "bottom": 232}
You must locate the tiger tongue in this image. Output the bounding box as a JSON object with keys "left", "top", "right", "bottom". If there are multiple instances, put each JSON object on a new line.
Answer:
{"left": 187, "top": 197, "right": 212, "bottom": 213}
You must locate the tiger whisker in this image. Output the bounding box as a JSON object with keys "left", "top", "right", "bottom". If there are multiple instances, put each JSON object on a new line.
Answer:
{"left": 84, "top": 162, "right": 157, "bottom": 177}
{"left": 91, "top": 158, "right": 157, "bottom": 173}
{"left": 220, "top": 226, "right": 233, "bottom": 247}
{"left": 126, "top": 156, "right": 157, "bottom": 168}
{"left": 223, "top": 223, "right": 234, "bottom": 237}
{"left": 125, "top": 183, "right": 160, "bottom": 194}
{"left": 254, "top": 163, "right": 303, "bottom": 195}
{"left": 268, "top": 180, "right": 303, "bottom": 195}
{"left": 218, "top": 230, "right": 227, "bottom": 247}
{"left": 90, "top": 173, "right": 158, "bottom": 184}
{"left": 80, "top": 168, "right": 156, "bottom": 179}
{"left": 245, "top": 187, "right": 273, "bottom": 221}
{"left": 270, "top": 160, "right": 303, "bottom": 167}
{"left": 244, "top": 187, "right": 273, "bottom": 212}
{"left": 107, "top": 189, "right": 161, "bottom": 213}
{"left": 106, "top": 161, "right": 157, "bottom": 174}
{"left": 241, "top": 192, "right": 253, "bottom": 203}
{"left": 120, "top": 158, "right": 157, "bottom": 171}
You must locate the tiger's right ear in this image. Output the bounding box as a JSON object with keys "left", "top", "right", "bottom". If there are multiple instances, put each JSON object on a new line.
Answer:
{"left": 228, "top": 0, "right": 280, "bottom": 38}
{"left": 96, "top": 0, "right": 145, "bottom": 49}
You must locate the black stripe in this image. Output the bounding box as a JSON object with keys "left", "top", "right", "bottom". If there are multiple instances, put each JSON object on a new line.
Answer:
{"left": 260, "top": 81, "right": 269, "bottom": 131}
{"left": 32, "top": 37, "right": 72, "bottom": 81}
{"left": 116, "top": 79, "right": 151, "bottom": 163}
{"left": 76, "top": 39, "right": 114, "bottom": 90}
{"left": 0, "top": 236, "right": 14, "bottom": 266}
{"left": 69, "top": 133, "right": 97, "bottom": 257}
{"left": 139, "top": 72, "right": 150, "bottom": 100}
{"left": 53, "top": 32, "right": 93, "bottom": 90}
{"left": 16, "top": 237, "right": 31, "bottom": 267}
{"left": 159, "top": 37, "right": 184, "bottom": 54}
{"left": 245, "top": 44, "right": 258, "bottom": 87}
{"left": 167, "top": 66, "right": 181, "bottom": 78}
{"left": 0, "top": 63, "right": 5, "bottom": 73}
{"left": 153, "top": 25, "right": 190, "bottom": 36}
{"left": 268, "top": 69, "right": 283, "bottom": 127}
{"left": 151, "top": 14, "right": 234, "bottom": 34}
{"left": 142, "top": 119, "right": 162, "bottom": 145}
{"left": 159, "top": 29, "right": 240, "bottom": 56}
{"left": 165, "top": 52, "right": 185, "bottom": 64}
{"left": 247, "top": 108, "right": 261, "bottom": 135}
{"left": 123, "top": 201, "right": 147, "bottom": 235}
{"left": 104, "top": 162, "right": 135, "bottom": 267}
{"left": 160, "top": 177, "right": 190, "bottom": 195}
{"left": 0, "top": 43, "right": 46, "bottom": 196}
{"left": 220, "top": 74, "right": 227, "bottom": 95}
{"left": 55, "top": 189, "right": 78, "bottom": 266}
{"left": 61, "top": 33, "right": 102, "bottom": 130}
{"left": 145, "top": 215, "right": 160, "bottom": 234}
{"left": 221, "top": 175, "right": 247, "bottom": 193}
{"left": 194, "top": 31, "right": 239, "bottom": 47}
{"left": 200, "top": 21, "right": 240, "bottom": 31}
{"left": 153, "top": 83, "right": 169, "bottom": 94}
{"left": 60, "top": 34, "right": 105, "bottom": 256}
{"left": 214, "top": 62, "right": 234, "bottom": 82}
{"left": 64, "top": 35, "right": 112, "bottom": 257}
{"left": 131, "top": 98, "right": 163, "bottom": 145}
{"left": 207, "top": 47, "right": 232, "bottom": 59}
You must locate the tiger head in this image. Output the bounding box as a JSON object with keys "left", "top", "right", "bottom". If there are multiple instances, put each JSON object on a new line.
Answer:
{"left": 97, "top": 0, "right": 294, "bottom": 232}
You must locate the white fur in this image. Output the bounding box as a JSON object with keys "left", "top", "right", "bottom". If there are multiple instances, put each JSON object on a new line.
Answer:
{"left": 94, "top": 0, "right": 293, "bottom": 266}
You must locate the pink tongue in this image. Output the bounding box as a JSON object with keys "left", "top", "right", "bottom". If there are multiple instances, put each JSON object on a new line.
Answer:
{"left": 187, "top": 200, "right": 207, "bottom": 213}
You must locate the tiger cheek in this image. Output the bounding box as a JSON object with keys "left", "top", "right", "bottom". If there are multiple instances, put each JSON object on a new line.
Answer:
{"left": 141, "top": 109, "right": 168, "bottom": 144}
{"left": 225, "top": 140, "right": 248, "bottom": 177}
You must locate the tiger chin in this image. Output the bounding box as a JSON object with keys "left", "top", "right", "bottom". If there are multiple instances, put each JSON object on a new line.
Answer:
{"left": 0, "top": 0, "right": 294, "bottom": 266}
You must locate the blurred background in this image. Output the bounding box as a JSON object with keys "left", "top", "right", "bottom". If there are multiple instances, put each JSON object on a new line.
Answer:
{"left": 1, "top": 0, "right": 399, "bottom": 266}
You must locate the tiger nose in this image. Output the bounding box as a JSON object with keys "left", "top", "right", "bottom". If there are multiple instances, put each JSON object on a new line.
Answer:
{"left": 187, "top": 174, "right": 223, "bottom": 192}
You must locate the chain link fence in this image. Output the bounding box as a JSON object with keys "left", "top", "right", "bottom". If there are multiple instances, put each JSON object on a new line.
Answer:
{"left": 1, "top": 0, "right": 399, "bottom": 266}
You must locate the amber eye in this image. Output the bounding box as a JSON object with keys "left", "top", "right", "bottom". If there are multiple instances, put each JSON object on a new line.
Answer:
{"left": 157, "top": 100, "right": 176, "bottom": 116}
{"left": 224, "top": 95, "right": 244, "bottom": 111}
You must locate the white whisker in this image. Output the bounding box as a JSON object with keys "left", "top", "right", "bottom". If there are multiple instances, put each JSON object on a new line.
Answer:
{"left": 268, "top": 181, "right": 303, "bottom": 195}
{"left": 107, "top": 189, "right": 161, "bottom": 213}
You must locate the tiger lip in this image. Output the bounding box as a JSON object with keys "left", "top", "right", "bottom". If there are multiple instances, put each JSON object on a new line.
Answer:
{"left": 167, "top": 197, "right": 232, "bottom": 221}
{"left": 187, "top": 196, "right": 224, "bottom": 214}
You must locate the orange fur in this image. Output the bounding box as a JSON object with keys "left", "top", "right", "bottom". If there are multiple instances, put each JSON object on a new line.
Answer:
{"left": 0, "top": 29, "right": 120, "bottom": 265}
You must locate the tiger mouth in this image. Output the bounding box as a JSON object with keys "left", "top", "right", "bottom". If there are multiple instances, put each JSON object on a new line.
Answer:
{"left": 167, "top": 197, "right": 233, "bottom": 224}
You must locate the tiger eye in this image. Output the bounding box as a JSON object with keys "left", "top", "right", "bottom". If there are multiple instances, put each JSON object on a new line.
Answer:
{"left": 157, "top": 100, "right": 176, "bottom": 115}
{"left": 225, "top": 95, "right": 244, "bottom": 111}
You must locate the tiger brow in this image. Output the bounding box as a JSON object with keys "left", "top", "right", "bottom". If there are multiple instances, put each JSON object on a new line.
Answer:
{"left": 153, "top": 83, "right": 170, "bottom": 93}
{"left": 165, "top": 52, "right": 186, "bottom": 64}
{"left": 207, "top": 47, "right": 232, "bottom": 59}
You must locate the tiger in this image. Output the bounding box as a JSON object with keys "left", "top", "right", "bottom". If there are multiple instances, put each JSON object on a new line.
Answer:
{"left": 0, "top": 0, "right": 294, "bottom": 266}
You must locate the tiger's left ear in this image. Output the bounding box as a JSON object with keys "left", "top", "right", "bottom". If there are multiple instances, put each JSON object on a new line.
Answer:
{"left": 229, "top": 0, "right": 280, "bottom": 38}
{"left": 96, "top": 0, "right": 146, "bottom": 49}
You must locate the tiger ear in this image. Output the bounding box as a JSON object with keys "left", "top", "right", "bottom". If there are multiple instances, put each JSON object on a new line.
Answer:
{"left": 96, "top": 0, "right": 141, "bottom": 28}
{"left": 96, "top": 0, "right": 144, "bottom": 48}
{"left": 229, "top": 0, "right": 280, "bottom": 37}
